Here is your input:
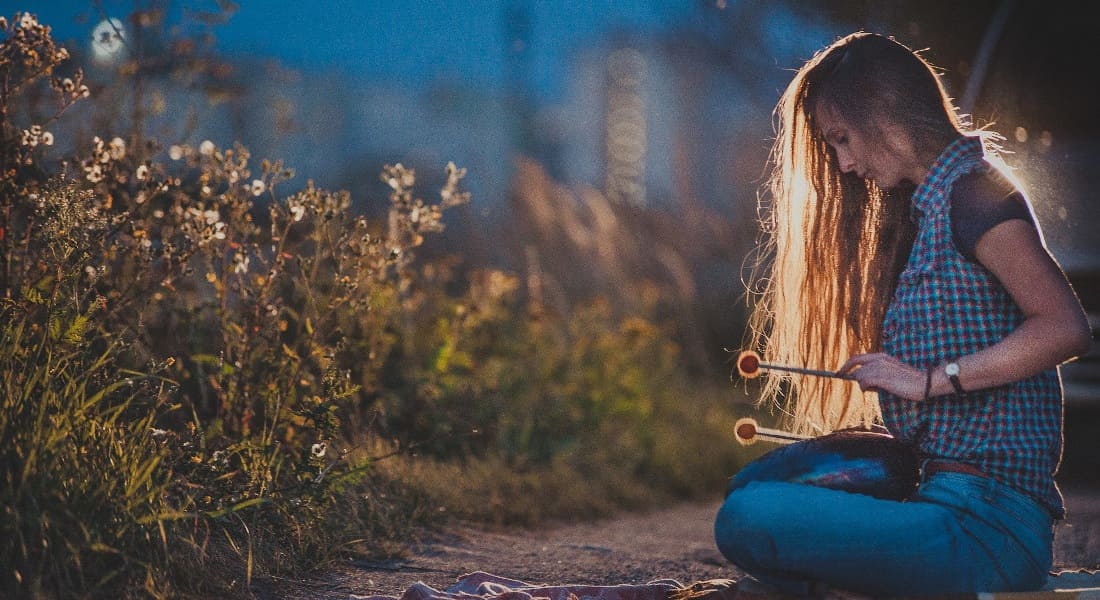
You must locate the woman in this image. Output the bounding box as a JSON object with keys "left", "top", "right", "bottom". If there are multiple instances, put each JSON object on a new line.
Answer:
{"left": 714, "top": 32, "right": 1092, "bottom": 596}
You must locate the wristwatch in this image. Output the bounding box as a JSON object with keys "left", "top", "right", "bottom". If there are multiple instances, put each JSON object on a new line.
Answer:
{"left": 944, "top": 362, "right": 966, "bottom": 394}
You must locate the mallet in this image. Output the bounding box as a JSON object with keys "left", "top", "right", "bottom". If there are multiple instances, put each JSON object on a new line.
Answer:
{"left": 735, "top": 350, "right": 855, "bottom": 381}
{"left": 733, "top": 417, "right": 810, "bottom": 446}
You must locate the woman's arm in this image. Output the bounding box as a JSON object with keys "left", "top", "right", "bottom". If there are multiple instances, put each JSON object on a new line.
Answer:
{"left": 839, "top": 219, "right": 1092, "bottom": 400}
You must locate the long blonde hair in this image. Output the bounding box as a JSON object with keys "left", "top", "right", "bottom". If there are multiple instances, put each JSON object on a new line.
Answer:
{"left": 747, "top": 33, "right": 967, "bottom": 435}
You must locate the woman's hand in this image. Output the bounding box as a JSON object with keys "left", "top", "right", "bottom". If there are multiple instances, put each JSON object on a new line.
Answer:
{"left": 838, "top": 352, "right": 927, "bottom": 401}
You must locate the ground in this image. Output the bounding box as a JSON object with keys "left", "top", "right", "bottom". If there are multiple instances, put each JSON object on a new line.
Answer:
{"left": 260, "top": 485, "right": 1100, "bottom": 599}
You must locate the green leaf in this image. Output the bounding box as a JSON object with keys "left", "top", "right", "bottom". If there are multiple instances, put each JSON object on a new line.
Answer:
{"left": 21, "top": 286, "right": 46, "bottom": 305}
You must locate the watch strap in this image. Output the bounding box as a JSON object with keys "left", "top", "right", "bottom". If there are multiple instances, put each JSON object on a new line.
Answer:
{"left": 946, "top": 362, "right": 966, "bottom": 395}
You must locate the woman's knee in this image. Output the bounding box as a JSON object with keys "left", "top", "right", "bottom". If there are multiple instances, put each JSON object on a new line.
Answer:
{"left": 713, "top": 484, "right": 778, "bottom": 567}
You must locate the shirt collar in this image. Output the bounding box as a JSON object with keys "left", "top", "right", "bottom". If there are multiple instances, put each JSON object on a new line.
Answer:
{"left": 911, "top": 135, "right": 986, "bottom": 215}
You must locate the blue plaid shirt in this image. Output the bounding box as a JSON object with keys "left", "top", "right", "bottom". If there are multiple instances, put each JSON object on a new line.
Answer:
{"left": 880, "top": 135, "right": 1064, "bottom": 518}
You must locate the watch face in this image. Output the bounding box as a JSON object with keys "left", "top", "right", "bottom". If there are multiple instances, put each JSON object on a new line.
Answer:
{"left": 946, "top": 363, "right": 960, "bottom": 376}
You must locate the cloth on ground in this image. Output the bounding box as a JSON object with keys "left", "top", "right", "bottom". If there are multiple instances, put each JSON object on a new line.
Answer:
{"left": 352, "top": 571, "right": 697, "bottom": 600}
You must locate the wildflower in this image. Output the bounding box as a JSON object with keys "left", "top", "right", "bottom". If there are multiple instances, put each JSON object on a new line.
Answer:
{"left": 150, "top": 428, "right": 168, "bottom": 438}
{"left": 212, "top": 221, "right": 227, "bottom": 240}
{"left": 199, "top": 140, "right": 215, "bottom": 156}
{"left": 136, "top": 164, "right": 149, "bottom": 180}
{"left": 290, "top": 203, "right": 306, "bottom": 222}
{"left": 232, "top": 250, "right": 249, "bottom": 274}
{"left": 311, "top": 442, "right": 327, "bottom": 459}
{"left": 55, "top": 48, "right": 70, "bottom": 61}
{"left": 109, "top": 136, "right": 126, "bottom": 160}
{"left": 20, "top": 13, "right": 38, "bottom": 29}
{"left": 168, "top": 145, "right": 183, "bottom": 160}
{"left": 41, "top": 132, "right": 53, "bottom": 146}
{"left": 60, "top": 77, "right": 75, "bottom": 93}
{"left": 227, "top": 170, "right": 239, "bottom": 184}
{"left": 79, "top": 85, "right": 90, "bottom": 98}
{"left": 85, "top": 164, "right": 104, "bottom": 183}
{"left": 251, "top": 179, "right": 265, "bottom": 196}
{"left": 203, "top": 209, "right": 220, "bottom": 225}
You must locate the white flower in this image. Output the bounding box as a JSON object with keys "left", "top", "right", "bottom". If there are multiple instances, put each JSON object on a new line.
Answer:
{"left": 79, "top": 85, "right": 90, "bottom": 98}
{"left": 150, "top": 428, "right": 168, "bottom": 438}
{"left": 20, "top": 13, "right": 38, "bottom": 29}
{"left": 168, "top": 145, "right": 183, "bottom": 160}
{"left": 41, "top": 132, "right": 53, "bottom": 146}
{"left": 212, "top": 222, "right": 227, "bottom": 240}
{"left": 232, "top": 251, "right": 249, "bottom": 274}
{"left": 250, "top": 179, "right": 265, "bottom": 196}
{"left": 199, "top": 140, "right": 215, "bottom": 156}
{"left": 227, "top": 170, "right": 239, "bottom": 184}
{"left": 109, "top": 136, "right": 126, "bottom": 160}
{"left": 85, "top": 164, "right": 104, "bottom": 183}
{"left": 136, "top": 164, "right": 149, "bottom": 180}
{"left": 203, "top": 209, "right": 220, "bottom": 225}
{"left": 311, "top": 442, "right": 327, "bottom": 459}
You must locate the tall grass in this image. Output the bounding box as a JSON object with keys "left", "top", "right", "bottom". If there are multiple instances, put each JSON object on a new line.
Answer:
{"left": 1, "top": 10, "right": 750, "bottom": 597}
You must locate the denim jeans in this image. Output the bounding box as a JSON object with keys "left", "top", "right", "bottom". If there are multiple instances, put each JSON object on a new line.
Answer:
{"left": 713, "top": 470, "right": 1054, "bottom": 596}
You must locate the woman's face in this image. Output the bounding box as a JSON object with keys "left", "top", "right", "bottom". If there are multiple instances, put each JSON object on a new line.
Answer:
{"left": 814, "top": 102, "right": 924, "bottom": 189}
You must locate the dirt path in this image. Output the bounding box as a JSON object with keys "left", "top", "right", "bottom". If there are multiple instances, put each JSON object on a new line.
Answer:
{"left": 262, "top": 488, "right": 1100, "bottom": 599}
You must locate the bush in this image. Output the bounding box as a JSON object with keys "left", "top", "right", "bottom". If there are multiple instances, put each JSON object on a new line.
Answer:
{"left": 1, "top": 12, "right": 468, "bottom": 596}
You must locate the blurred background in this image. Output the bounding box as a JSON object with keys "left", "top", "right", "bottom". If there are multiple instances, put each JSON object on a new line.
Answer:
{"left": 29, "top": 0, "right": 1099, "bottom": 478}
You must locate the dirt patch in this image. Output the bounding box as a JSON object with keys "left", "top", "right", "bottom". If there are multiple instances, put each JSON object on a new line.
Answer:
{"left": 261, "top": 487, "right": 1100, "bottom": 599}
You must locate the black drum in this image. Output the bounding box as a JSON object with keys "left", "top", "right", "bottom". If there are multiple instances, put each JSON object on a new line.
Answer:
{"left": 726, "top": 430, "right": 920, "bottom": 500}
